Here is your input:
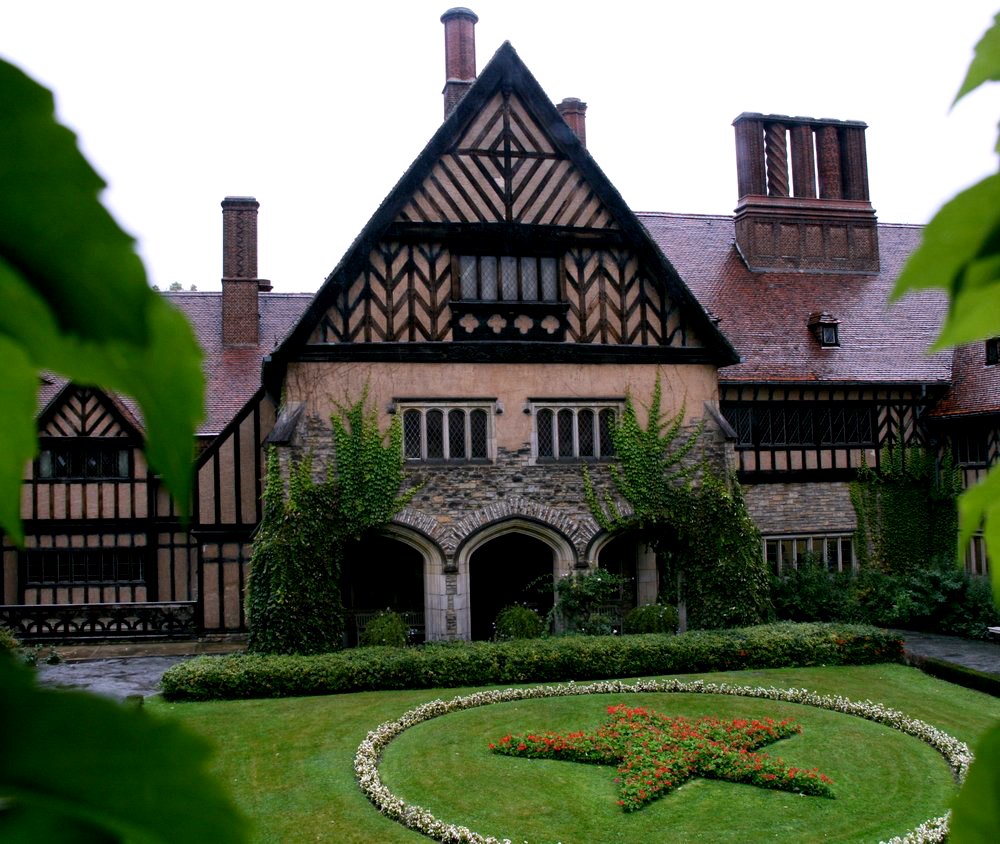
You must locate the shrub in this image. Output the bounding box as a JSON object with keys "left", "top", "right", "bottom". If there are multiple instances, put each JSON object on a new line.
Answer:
{"left": 551, "top": 569, "right": 627, "bottom": 635}
{"left": 161, "top": 622, "right": 903, "bottom": 701}
{"left": 623, "top": 603, "right": 678, "bottom": 634}
{"left": 360, "top": 611, "right": 408, "bottom": 648}
{"left": 494, "top": 605, "right": 545, "bottom": 641}
{"left": 0, "top": 625, "right": 19, "bottom": 660}
{"left": 769, "top": 554, "right": 854, "bottom": 623}
{"left": 771, "top": 556, "right": 1000, "bottom": 638}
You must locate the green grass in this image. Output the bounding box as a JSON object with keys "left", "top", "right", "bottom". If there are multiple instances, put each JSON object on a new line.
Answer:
{"left": 150, "top": 664, "right": 1000, "bottom": 844}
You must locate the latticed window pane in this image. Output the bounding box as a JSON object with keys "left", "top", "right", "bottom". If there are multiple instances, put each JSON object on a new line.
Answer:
{"left": 403, "top": 410, "right": 422, "bottom": 458}
{"left": 448, "top": 409, "right": 466, "bottom": 459}
{"left": 460, "top": 256, "right": 478, "bottom": 299}
{"left": 500, "top": 256, "right": 518, "bottom": 301}
{"left": 536, "top": 409, "right": 554, "bottom": 457}
{"left": 470, "top": 410, "right": 488, "bottom": 458}
{"left": 578, "top": 409, "right": 595, "bottom": 457}
{"left": 480, "top": 257, "right": 498, "bottom": 300}
{"left": 557, "top": 409, "right": 574, "bottom": 458}
{"left": 521, "top": 258, "right": 538, "bottom": 300}
{"left": 540, "top": 258, "right": 558, "bottom": 301}
{"left": 426, "top": 410, "right": 444, "bottom": 459}
{"left": 599, "top": 409, "right": 616, "bottom": 456}
{"left": 24, "top": 547, "right": 145, "bottom": 585}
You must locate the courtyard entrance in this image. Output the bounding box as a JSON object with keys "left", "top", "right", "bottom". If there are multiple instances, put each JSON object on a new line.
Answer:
{"left": 341, "top": 535, "right": 425, "bottom": 646}
{"left": 469, "top": 533, "right": 555, "bottom": 641}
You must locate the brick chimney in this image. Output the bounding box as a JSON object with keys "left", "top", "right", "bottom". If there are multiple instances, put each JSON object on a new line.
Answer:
{"left": 557, "top": 98, "right": 587, "bottom": 147}
{"left": 221, "top": 196, "right": 271, "bottom": 347}
{"left": 732, "top": 114, "right": 879, "bottom": 274}
{"left": 441, "top": 7, "right": 478, "bottom": 118}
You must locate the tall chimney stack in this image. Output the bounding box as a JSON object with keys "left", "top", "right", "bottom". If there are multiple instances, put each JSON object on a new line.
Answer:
{"left": 221, "top": 196, "right": 270, "bottom": 347}
{"left": 441, "top": 7, "right": 478, "bottom": 118}
{"left": 557, "top": 98, "right": 587, "bottom": 147}
{"left": 732, "top": 113, "right": 878, "bottom": 274}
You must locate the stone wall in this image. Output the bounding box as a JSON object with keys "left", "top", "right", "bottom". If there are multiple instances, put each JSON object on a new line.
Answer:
{"left": 743, "top": 481, "right": 855, "bottom": 535}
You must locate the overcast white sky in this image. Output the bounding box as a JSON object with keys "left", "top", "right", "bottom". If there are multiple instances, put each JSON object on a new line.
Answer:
{"left": 6, "top": 1, "right": 1000, "bottom": 292}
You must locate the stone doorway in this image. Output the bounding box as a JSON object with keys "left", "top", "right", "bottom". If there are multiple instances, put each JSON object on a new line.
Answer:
{"left": 468, "top": 533, "right": 555, "bottom": 641}
{"left": 341, "top": 535, "right": 425, "bottom": 646}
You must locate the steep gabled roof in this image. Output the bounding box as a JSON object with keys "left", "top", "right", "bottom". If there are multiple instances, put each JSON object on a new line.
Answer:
{"left": 641, "top": 213, "right": 954, "bottom": 386}
{"left": 266, "top": 40, "right": 737, "bottom": 380}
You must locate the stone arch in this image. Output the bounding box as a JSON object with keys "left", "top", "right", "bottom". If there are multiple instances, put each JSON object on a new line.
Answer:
{"left": 444, "top": 496, "right": 602, "bottom": 561}
{"left": 340, "top": 523, "right": 449, "bottom": 644}
{"left": 378, "top": 522, "right": 450, "bottom": 642}
{"left": 456, "top": 517, "right": 577, "bottom": 641}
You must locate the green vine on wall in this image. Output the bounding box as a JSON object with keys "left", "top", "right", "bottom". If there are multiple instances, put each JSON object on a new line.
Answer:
{"left": 849, "top": 445, "right": 961, "bottom": 576}
{"left": 584, "top": 375, "right": 771, "bottom": 630}
{"left": 246, "top": 388, "right": 416, "bottom": 654}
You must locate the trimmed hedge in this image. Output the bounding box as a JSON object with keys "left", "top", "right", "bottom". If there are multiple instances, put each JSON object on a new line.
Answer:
{"left": 161, "top": 623, "right": 902, "bottom": 702}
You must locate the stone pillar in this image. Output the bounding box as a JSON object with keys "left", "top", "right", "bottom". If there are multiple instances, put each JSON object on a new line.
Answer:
{"left": 636, "top": 544, "right": 659, "bottom": 606}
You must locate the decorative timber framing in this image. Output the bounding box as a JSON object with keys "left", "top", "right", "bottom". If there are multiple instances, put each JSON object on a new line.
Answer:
{"left": 266, "top": 41, "right": 737, "bottom": 398}
{"left": 720, "top": 383, "right": 938, "bottom": 482}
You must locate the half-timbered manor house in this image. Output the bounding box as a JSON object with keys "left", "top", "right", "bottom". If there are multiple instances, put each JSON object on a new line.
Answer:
{"left": 3, "top": 8, "right": 997, "bottom": 644}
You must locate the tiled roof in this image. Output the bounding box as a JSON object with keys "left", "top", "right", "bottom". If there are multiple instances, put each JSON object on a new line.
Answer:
{"left": 639, "top": 213, "right": 954, "bottom": 386}
{"left": 166, "top": 292, "right": 311, "bottom": 435}
{"left": 36, "top": 293, "right": 311, "bottom": 437}
{"left": 930, "top": 344, "right": 1000, "bottom": 417}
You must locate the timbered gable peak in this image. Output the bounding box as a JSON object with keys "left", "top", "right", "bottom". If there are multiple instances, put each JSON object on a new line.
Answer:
{"left": 37, "top": 384, "right": 142, "bottom": 441}
{"left": 397, "top": 90, "right": 617, "bottom": 230}
{"left": 279, "top": 40, "right": 738, "bottom": 370}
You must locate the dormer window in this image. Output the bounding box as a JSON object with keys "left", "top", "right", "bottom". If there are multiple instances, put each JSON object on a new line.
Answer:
{"left": 808, "top": 312, "right": 840, "bottom": 348}
{"left": 987, "top": 337, "right": 1000, "bottom": 365}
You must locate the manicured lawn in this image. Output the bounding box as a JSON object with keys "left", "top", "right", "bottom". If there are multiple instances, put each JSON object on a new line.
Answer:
{"left": 150, "top": 664, "right": 1000, "bottom": 844}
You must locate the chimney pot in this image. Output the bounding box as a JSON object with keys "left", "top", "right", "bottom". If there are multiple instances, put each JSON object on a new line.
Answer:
{"left": 557, "top": 98, "right": 587, "bottom": 148}
{"left": 441, "top": 7, "right": 478, "bottom": 118}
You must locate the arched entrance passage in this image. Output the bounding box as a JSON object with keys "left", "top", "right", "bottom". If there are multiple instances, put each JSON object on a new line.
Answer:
{"left": 467, "top": 533, "right": 554, "bottom": 641}
{"left": 341, "top": 534, "right": 425, "bottom": 646}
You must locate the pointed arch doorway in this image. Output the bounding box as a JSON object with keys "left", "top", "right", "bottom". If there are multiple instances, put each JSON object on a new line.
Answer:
{"left": 467, "top": 532, "right": 555, "bottom": 641}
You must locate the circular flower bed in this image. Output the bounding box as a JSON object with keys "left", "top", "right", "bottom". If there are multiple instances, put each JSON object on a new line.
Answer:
{"left": 354, "top": 679, "right": 972, "bottom": 844}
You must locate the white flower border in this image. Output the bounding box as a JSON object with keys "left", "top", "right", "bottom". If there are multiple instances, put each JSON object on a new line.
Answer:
{"left": 355, "top": 679, "right": 972, "bottom": 844}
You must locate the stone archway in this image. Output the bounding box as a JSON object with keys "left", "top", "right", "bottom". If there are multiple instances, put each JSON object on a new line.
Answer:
{"left": 457, "top": 519, "right": 577, "bottom": 641}
{"left": 341, "top": 532, "right": 432, "bottom": 646}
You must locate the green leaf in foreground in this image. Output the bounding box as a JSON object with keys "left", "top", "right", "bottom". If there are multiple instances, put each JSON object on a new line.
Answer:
{"left": 0, "top": 56, "right": 204, "bottom": 537}
{"left": 958, "top": 468, "right": 1000, "bottom": 606}
{"left": 0, "top": 334, "right": 37, "bottom": 547}
{"left": 890, "top": 173, "right": 1000, "bottom": 349}
{"left": 955, "top": 13, "right": 1000, "bottom": 105}
{"left": 0, "top": 660, "right": 248, "bottom": 844}
{"left": 950, "top": 723, "right": 1000, "bottom": 843}
{"left": 0, "top": 57, "right": 148, "bottom": 346}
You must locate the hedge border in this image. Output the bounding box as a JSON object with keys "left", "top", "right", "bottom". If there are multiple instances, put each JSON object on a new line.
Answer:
{"left": 161, "top": 623, "right": 903, "bottom": 702}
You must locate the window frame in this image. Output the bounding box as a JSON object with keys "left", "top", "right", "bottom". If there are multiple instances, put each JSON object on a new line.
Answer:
{"left": 530, "top": 400, "right": 622, "bottom": 463}
{"left": 35, "top": 440, "right": 133, "bottom": 481}
{"left": 397, "top": 400, "right": 496, "bottom": 463}
{"left": 986, "top": 337, "right": 1000, "bottom": 366}
{"left": 764, "top": 533, "right": 857, "bottom": 575}
{"left": 454, "top": 254, "right": 561, "bottom": 303}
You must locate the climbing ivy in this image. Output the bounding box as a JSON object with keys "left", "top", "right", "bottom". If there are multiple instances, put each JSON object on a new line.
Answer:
{"left": 849, "top": 445, "right": 961, "bottom": 576}
{"left": 246, "top": 390, "right": 415, "bottom": 654}
{"left": 584, "top": 376, "right": 771, "bottom": 630}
